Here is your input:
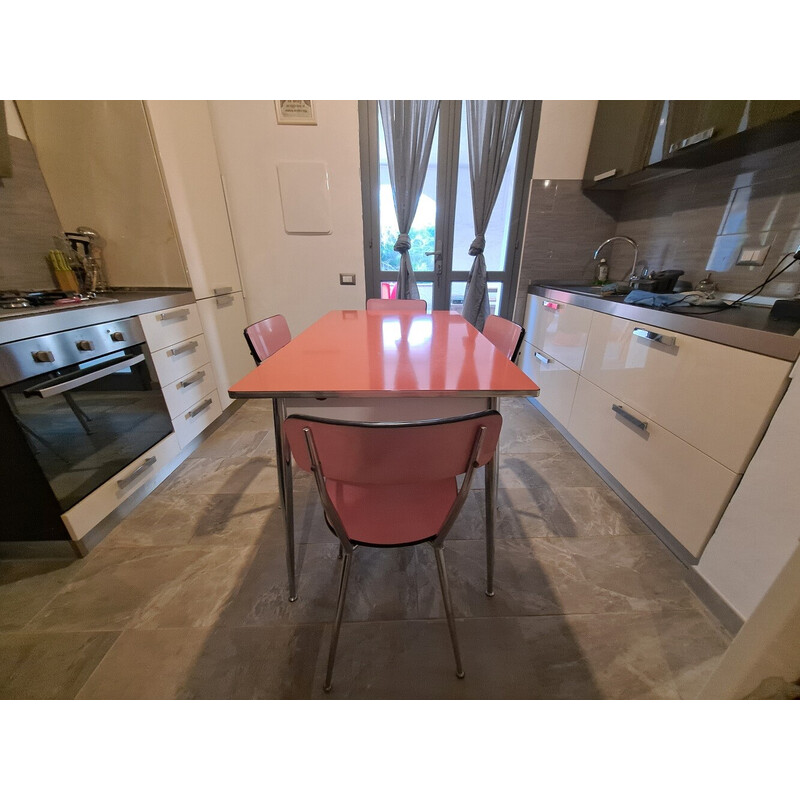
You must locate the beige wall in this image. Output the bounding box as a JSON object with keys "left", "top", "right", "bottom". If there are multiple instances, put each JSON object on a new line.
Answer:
{"left": 208, "top": 101, "right": 366, "bottom": 337}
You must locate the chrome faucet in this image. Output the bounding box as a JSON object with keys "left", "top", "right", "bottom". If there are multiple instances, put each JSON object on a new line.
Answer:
{"left": 593, "top": 236, "right": 639, "bottom": 283}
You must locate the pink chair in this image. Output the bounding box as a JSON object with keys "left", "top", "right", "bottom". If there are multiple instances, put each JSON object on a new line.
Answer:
{"left": 482, "top": 315, "right": 525, "bottom": 362}
{"left": 243, "top": 314, "right": 292, "bottom": 365}
{"left": 284, "top": 409, "right": 503, "bottom": 693}
{"left": 366, "top": 298, "right": 428, "bottom": 312}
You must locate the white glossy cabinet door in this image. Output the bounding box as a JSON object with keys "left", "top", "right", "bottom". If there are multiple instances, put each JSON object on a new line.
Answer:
{"left": 195, "top": 292, "right": 254, "bottom": 410}
{"left": 581, "top": 313, "right": 791, "bottom": 473}
{"left": 519, "top": 340, "right": 579, "bottom": 429}
{"left": 523, "top": 296, "right": 593, "bottom": 372}
{"left": 568, "top": 377, "right": 740, "bottom": 559}
{"left": 145, "top": 100, "right": 241, "bottom": 299}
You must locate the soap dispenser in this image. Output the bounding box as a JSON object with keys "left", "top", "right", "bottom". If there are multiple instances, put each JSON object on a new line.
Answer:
{"left": 594, "top": 258, "right": 609, "bottom": 285}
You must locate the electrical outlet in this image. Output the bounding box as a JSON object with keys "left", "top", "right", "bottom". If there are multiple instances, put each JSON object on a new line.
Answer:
{"left": 339, "top": 273, "right": 356, "bottom": 286}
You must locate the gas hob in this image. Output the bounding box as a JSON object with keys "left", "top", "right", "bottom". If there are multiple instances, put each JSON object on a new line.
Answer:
{"left": 0, "top": 291, "right": 119, "bottom": 320}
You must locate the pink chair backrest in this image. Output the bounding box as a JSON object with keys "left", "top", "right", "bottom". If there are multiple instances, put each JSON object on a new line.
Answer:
{"left": 285, "top": 411, "right": 502, "bottom": 485}
{"left": 244, "top": 314, "right": 292, "bottom": 364}
{"left": 366, "top": 298, "right": 427, "bottom": 312}
{"left": 482, "top": 315, "right": 524, "bottom": 361}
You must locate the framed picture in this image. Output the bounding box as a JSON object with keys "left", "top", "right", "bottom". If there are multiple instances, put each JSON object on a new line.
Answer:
{"left": 275, "top": 100, "right": 317, "bottom": 126}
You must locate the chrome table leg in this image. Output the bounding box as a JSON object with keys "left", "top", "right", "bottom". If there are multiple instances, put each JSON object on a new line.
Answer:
{"left": 273, "top": 398, "right": 297, "bottom": 602}
{"left": 484, "top": 397, "right": 498, "bottom": 597}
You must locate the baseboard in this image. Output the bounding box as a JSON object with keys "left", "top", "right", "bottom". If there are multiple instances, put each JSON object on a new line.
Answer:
{"left": 526, "top": 397, "right": 743, "bottom": 636}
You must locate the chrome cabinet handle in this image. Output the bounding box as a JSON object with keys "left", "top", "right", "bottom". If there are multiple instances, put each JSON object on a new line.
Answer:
{"left": 156, "top": 308, "right": 190, "bottom": 322}
{"left": 612, "top": 404, "right": 648, "bottom": 431}
{"left": 213, "top": 287, "right": 233, "bottom": 296}
{"left": 593, "top": 168, "right": 617, "bottom": 182}
{"left": 176, "top": 370, "right": 206, "bottom": 389}
{"left": 215, "top": 294, "right": 234, "bottom": 308}
{"left": 668, "top": 126, "right": 714, "bottom": 154}
{"left": 167, "top": 340, "right": 199, "bottom": 357}
{"left": 117, "top": 456, "right": 157, "bottom": 489}
{"left": 542, "top": 300, "right": 560, "bottom": 311}
{"left": 632, "top": 327, "right": 676, "bottom": 347}
{"left": 534, "top": 352, "right": 551, "bottom": 365}
{"left": 185, "top": 397, "right": 213, "bottom": 419}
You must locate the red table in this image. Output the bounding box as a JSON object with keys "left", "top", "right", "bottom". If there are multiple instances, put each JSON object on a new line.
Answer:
{"left": 229, "top": 310, "right": 540, "bottom": 600}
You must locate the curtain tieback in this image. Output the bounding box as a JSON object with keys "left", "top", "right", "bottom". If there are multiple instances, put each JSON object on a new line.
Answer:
{"left": 393, "top": 233, "right": 411, "bottom": 254}
{"left": 469, "top": 235, "right": 486, "bottom": 256}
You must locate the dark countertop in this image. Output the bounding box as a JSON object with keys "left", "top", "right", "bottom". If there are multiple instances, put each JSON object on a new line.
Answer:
{"left": 529, "top": 283, "right": 800, "bottom": 362}
{"left": 0, "top": 288, "right": 196, "bottom": 345}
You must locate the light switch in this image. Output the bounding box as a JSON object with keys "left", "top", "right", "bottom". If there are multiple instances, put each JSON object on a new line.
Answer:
{"left": 339, "top": 273, "right": 356, "bottom": 285}
{"left": 737, "top": 245, "right": 771, "bottom": 266}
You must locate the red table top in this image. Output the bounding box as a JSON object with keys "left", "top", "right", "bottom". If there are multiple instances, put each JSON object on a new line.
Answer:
{"left": 228, "top": 310, "right": 540, "bottom": 399}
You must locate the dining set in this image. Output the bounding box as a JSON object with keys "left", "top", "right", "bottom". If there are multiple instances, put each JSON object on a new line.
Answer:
{"left": 229, "top": 298, "right": 538, "bottom": 692}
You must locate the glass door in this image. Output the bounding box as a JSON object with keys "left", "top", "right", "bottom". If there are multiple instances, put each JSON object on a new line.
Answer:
{"left": 361, "top": 101, "right": 539, "bottom": 318}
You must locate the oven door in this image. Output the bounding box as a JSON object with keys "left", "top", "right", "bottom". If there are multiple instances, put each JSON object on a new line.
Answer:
{"left": 4, "top": 343, "right": 174, "bottom": 512}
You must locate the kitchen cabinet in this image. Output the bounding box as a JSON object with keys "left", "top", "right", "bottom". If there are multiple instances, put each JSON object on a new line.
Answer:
{"left": 522, "top": 290, "right": 792, "bottom": 561}
{"left": 582, "top": 101, "right": 662, "bottom": 189}
{"left": 580, "top": 312, "right": 791, "bottom": 474}
{"left": 568, "top": 376, "right": 740, "bottom": 559}
{"left": 519, "top": 295, "right": 592, "bottom": 427}
{"left": 139, "top": 302, "right": 222, "bottom": 449}
{"left": 584, "top": 100, "right": 800, "bottom": 188}
{"left": 145, "top": 101, "right": 251, "bottom": 409}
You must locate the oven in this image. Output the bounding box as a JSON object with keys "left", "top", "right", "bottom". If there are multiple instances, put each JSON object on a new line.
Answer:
{"left": 0, "top": 315, "right": 173, "bottom": 545}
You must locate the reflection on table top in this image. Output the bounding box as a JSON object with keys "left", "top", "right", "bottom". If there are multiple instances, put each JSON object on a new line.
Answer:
{"left": 228, "top": 310, "right": 540, "bottom": 399}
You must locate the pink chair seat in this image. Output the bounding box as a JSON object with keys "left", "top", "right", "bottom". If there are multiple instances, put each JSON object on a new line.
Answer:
{"left": 326, "top": 478, "right": 457, "bottom": 546}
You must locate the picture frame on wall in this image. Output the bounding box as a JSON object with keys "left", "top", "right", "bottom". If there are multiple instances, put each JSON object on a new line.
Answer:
{"left": 275, "top": 101, "right": 317, "bottom": 126}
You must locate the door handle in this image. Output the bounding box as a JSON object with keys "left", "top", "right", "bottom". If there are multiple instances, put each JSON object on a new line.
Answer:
{"left": 117, "top": 456, "right": 157, "bottom": 489}
{"left": 632, "top": 327, "right": 676, "bottom": 347}
{"left": 612, "top": 404, "right": 648, "bottom": 431}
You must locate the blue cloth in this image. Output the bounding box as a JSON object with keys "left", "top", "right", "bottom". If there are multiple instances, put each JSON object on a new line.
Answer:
{"left": 624, "top": 290, "right": 686, "bottom": 308}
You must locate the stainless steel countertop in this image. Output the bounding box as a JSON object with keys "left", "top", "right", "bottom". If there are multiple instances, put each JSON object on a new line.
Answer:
{"left": 529, "top": 284, "right": 800, "bottom": 362}
{"left": 0, "top": 289, "right": 196, "bottom": 345}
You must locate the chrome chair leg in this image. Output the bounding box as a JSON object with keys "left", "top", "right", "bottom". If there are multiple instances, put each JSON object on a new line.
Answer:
{"left": 484, "top": 453, "right": 497, "bottom": 597}
{"left": 324, "top": 550, "right": 352, "bottom": 693}
{"left": 433, "top": 545, "right": 465, "bottom": 679}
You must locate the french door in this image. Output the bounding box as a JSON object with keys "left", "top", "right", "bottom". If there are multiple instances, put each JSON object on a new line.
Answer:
{"left": 359, "top": 100, "right": 540, "bottom": 317}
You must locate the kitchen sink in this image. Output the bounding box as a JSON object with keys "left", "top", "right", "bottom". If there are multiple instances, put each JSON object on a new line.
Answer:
{"left": 540, "top": 283, "right": 631, "bottom": 298}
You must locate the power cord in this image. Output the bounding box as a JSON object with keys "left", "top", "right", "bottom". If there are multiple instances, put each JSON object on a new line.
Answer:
{"left": 668, "top": 251, "right": 800, "bottom": 316}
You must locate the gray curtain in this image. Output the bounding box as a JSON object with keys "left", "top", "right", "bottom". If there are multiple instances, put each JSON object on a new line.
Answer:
{"left": 461, "top": 100, "right": 524, "bottom": 330}
{"left": 378, "top": 101, "right": 440, "bottom": 300}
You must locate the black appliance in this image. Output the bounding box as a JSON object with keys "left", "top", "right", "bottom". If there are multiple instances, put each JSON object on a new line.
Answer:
{"left": 0, "top": 315, "right": 173, "bottom": 545}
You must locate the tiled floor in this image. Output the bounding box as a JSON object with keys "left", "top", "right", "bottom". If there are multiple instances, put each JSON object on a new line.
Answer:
{"left": 0, "top": 398, "right": 732, "bottom": 699}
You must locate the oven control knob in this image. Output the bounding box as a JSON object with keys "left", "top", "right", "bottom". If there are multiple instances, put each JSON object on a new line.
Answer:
{"left": 76, "top": 340, "right": 94, "bottom": 351}
{"left": 110, "top": 331, "right": 125, "bottom": 342}
{"left": 32, "top": 350, "right": 55, "bottom": 363}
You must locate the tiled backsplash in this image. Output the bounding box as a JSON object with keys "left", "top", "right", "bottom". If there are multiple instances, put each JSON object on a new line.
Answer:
{"left": 0, "top": 136, "right": 62, "bottom": 291}
{"left": 515, "top": 137, "right": 800, "bottom": 320}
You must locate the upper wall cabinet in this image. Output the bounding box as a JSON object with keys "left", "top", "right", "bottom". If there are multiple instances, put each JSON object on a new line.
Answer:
{"left": 583, "top": 99, "right": 800, "bottom": 190}
{"left": 582, "top": 101, "right": 662, "bottom": 189}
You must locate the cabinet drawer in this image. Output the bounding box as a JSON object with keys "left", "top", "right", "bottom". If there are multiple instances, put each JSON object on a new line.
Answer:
{"left": 568, "top": 377, "right": 739, "bottom": 558}
{"left": 161, "top": 361, "right": 218, "bottom": 419}
{"left": 519, "top": 341, "right": 579, "bottom": 429}
{"left": 523, "top": 296, "right": 593, "bottom": 372}
{"left": 172, "top": 389, "right": 222, "bottom": 449}
{"left": 61, "top": 433, "right": 181, "bottom": 541}
{"left": 581, "top": 312, "right": 791, "bottom": 473}
{"left": 139, "top": 303, "right": 203, "bottom": 352}
{"left": 150, "top": 334, "right": 210, "bottom": 387}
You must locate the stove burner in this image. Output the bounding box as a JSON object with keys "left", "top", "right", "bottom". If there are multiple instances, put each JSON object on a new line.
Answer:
{"left": 0, "top": 290, "right": 75, "bottom": 310}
